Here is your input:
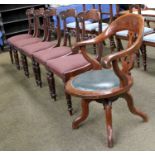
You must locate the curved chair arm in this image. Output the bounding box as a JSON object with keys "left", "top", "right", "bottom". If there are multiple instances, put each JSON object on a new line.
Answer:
{"left": 101, "top": 36, "right": 142, "bottom": 69}
{"left": 71, "top": 37, "right": 104, "bottom": 70}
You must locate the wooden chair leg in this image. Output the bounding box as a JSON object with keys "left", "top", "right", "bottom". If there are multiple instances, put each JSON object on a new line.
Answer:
{"left": 93, "top": 44, "right": 96, "bottom": 54}
{"left": 72, "top": 99, "right": 90, "bottom": 129}
{"left": 21, "top": 54, "right": 29, "bottom": 78}
{"left": 35, "top": 61, "right": 42, "bottom": 87}
{"left": 32, "top": 59, "right": 39, "bottom": 86}
{"left": 103, "top": 41, "right": 106, "bottom": 46}
{"left": 146, "top": 20, "right": 150, "bottom": 28}
{"left": 140, "top": 44, "right": 147, "bottom": 71}
{"left": 47, "top": 71, "right": 57, "bottom": 101}
{"left": 68, "top": 33, "right": 72, "bottom": 47}
{"left": 65, "top": 91, "right": 73, "bottom": 116}
{"left": 103, "top": 100, "right": 113, "bottom": 148}
{"left": 116, "top": 37, "right": 123, "bottom": 51}
{"left": 136, "top": 50, "right": 140, "bottom": 68}
{"left": 109, "top": 36, "right": 116, "bottom": 52}
{"left": 122, "top": 92, "right": 148, "bottom": 122}
{"left": 9, "top": 47, "right": 14, "bottom": 64}
{"left": 13, "top": 49, "right": 20, "bottom": 70}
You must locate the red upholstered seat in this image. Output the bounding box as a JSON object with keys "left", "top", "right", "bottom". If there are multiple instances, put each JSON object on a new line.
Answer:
{"left": 20, "top": 41, "right": 57, "bottom": 57}
{"left": 33, "top": 46, "right": 72, "bottom": 65}
{"left": 12, "top": 37, "right": 42, "bottom": 48}
{"left": 46, "top": 53, "right": 90, "bottom": 78}
{"left": 7, "top": 34, "right": 32, "bottom": 44}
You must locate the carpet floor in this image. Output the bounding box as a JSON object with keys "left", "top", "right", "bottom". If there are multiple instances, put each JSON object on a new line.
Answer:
{"left": 0, "top": 44, "right": 155, "bottom": 151}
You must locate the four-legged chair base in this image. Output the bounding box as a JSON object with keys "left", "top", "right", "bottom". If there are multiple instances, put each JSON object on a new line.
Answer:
{"left": 72, "top": 92, "right": 148, "bottom": 148}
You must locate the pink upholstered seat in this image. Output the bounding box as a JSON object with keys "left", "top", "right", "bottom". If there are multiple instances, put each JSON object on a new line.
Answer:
{"left": 33, "top": 46, "right": 72, "bottom": 65}
{"left": 7, "top": 34, "right": 32, "bottom": 44}
{"left": 20, "top": 41, "right": 57, "bottom": 58}
{"left": 12, "top": 37, "right": 42, "bottom": 48}
{"left": 46, "top": 53, "right": 90, "bottom": 78}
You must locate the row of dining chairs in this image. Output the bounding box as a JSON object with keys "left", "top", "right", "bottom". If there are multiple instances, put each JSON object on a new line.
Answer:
{"left": 7, "top": 6, "right": 113, "bottom": 116}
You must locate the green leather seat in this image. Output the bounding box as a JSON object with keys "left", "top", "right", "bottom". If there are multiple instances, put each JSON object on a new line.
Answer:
{"left": 71, "top": 69, "right": 120, "bottom": 91}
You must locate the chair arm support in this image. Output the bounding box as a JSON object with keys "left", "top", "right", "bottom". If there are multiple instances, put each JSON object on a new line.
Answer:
{"left": 101, "top": 40, "right": 141, "bottom": 68}
{"left": 72, "top": 38, "right": 97, "bottom": 51}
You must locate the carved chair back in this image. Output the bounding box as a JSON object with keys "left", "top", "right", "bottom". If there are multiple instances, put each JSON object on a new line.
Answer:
{"left": 116, "top": 4, "right": 142, "bottom": 18}
{"left": 33, "top": 8, "right": 46, "bottom": 39}
{"left": 101, "top": 14, "right": 144, "bottom": 86}
{"left": 43, "top": 8, "right": 61, "bottom": 46}
{"left": 82, "top": 4, "right": 96, "bottom": 11}
{"left": 98, "top": 4, "right": 114, "bottom": 24}
{"left": 78, "top": 9, "right": 101, "bottom": 40}
{"left": 59, "top": 9, "right": 78, "bottom": 46}
{"left": 26, "top": 8, "right": 35, "bottom": 35}
{"left": 74, "top": 14, "right": 144, "bottom": 86}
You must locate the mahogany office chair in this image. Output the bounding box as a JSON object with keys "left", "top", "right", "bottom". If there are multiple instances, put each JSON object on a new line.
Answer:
{"left": 65, "top": 14, "right": 148, "bottom": 147}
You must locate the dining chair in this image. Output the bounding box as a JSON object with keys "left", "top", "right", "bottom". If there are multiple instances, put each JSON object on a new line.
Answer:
{"left": 7, "top": 8, "right": 46, "bottom": 70}
{"left": 142, "top": 7, "right": 155, "bottom": 28}
{"left": 44, "top": 9, "right": 105, "bottom": 115}
{"left": 140, "top": 32, "right": 155, "bottom": 70}
{"left": 32, "top": 9, "right": 78, "bottom": 88}
{"left": 115, "top": 4, "right": 154, "bottom": 69}
{"left": 19, "top": 8, "right": 62, "bottom": 79}
{"left": 65, "top": 13, "right": 148, "bottom": 147}
{"left": 7, "top": 8, "right": 35, "bottom": 65}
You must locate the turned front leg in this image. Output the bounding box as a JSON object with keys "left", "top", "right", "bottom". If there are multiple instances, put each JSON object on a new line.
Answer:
{"left": 21, "top": 54, "right": 29, "bottom": 78}
{"left": 9, "top": 47, "right": 14, "bottom": 64}
{"left": 47, "top": 71, "right": 57, "bottom": 101}
{"left": 13, "top": 49, "right": 20, "bottom": 70}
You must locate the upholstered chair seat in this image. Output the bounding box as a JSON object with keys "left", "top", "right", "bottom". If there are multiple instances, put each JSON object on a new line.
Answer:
{"left": 7, "top": 34, "right": 32, "bottom": 44}
{"left": 33, "top": 46, "right": 72, "bottom": 65}
{"left": 19, "top": 41, "right": 57, "bottom": 58}
{"left": 66, "top": 21, "right": 92, "bottom": 29}
{"left": 116, "top": 27, "right": 154, "bottom": 37}
{"left": 142, "top": 10, "right": 155, "bottom": 21}
{"left": 46, "top": 53, "right": 90, "bottom": 78}
{"left": 95, "top": 24, "right": 109, "bottom": 32}
{"left": 71, "top": 69, "right": 120, "bottom": 92}
{"left": 12, "top": 37, "right": 42, "bottom": 48}
{"left": 143, "top": 33, "right": 155, "bottom": 42}
{"left": 85, "top": 22, "right": 108, "bottom": 31}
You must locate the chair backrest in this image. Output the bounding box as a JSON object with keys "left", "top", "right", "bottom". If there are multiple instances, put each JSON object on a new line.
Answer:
{"left": 60, "top": 9, "right": 78, "bottom": 46}
{"left": 116, "top": 4, "right": 142, "bottom": 17}
{"left": 74, "top": 14, "right": 144, "bottom": 84}
{"left": 98, "top": 4, "right": 114, "bottom": 24}
{"left": 82, "top": 4, "right": 96, "bottom": 11}
{"left": 26, "top": 8, "right": 35, "bottom": 35}
{"left": 78, "top": 9, "right": 101, "bottom": 40}
{"left": 43, "top": 8, "right": 61, "bottom": 46}
{"left": 33, "top": 8, "right": 47, "bottom": 39}
{"left": 100, "top": 14, "right": 144, "bottom": 85}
